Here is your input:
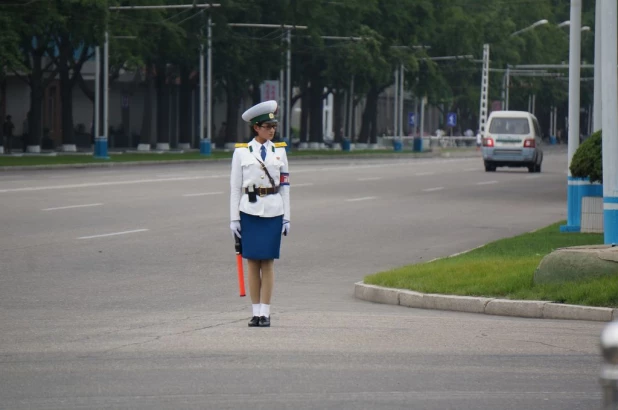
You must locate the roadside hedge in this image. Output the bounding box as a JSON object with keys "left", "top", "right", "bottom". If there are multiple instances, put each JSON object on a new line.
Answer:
{"left": 570, "top": 130, "right": 602, "bottom": 183}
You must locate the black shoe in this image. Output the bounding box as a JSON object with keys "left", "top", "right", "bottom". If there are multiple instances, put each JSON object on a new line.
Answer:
{"left": 248, "top": 316, "right": 260, "bottom": 327}
{"left": 258, "top": 316, "right": 270, "bottom": 327}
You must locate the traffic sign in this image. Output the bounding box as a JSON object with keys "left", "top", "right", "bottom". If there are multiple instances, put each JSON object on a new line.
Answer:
{"left": 446, "top": 112, "right": 457, "bottom": 127}
{"left": 408, "top": 112, "right": 415, "bottom": 126}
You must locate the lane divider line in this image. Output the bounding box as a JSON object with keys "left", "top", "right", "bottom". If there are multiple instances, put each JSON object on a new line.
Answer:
{"left": 346, "top": 196, "right": 377, "bottom": 202}
{"left": 43, "top": 203, "right": 103, "bottom": 211}
{"left": 476, "top": 181, "right": 498, "bottom": 185}
{"left": 357, "top": 177, "right": 382, "bottom": 181}
{"left": 78, "top": 229, "right": 149, "bottom": 240}
{"left": 422, "top": 187, "right": 444, "bottom": 192}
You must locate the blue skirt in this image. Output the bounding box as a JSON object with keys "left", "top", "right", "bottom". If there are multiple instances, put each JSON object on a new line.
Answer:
{"left": 239, "top": 212, "right": 283, "bottom": 260}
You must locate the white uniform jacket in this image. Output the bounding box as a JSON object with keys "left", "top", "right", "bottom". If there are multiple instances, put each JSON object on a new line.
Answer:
{"left": 230, "top": 139, "right": 290, "bottom": 221}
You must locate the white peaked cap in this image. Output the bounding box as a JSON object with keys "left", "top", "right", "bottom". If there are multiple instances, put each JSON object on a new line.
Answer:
{"left": 241, "top": 100, "right": 278, "bottom": 124}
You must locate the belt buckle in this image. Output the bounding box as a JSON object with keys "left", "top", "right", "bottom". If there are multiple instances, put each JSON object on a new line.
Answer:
{"left": 259, "top": 188, "right": 266, "bottom": 197}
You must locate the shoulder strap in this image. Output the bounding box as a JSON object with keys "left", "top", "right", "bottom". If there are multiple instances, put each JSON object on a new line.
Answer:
{"left": 256, "top": 158, "right": 277, "bottom": 188}
{"left": 234, "top": 143, "right": 249, "bottom": 149}
{"left": 274, "top": 142, "right": 287, "bottom": 148}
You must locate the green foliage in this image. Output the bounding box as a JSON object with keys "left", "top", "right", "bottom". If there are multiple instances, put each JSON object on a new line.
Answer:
{"left": 365, "top": 221, "right": 613, "bottom": 307}
{"left": 1, "top": 0, "right": 601, "bottom": 141}
{"left": 570, "top": 130, "right": 603, "bottom": 183}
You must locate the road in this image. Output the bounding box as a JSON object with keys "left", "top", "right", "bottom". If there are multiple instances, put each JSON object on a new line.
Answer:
{"left": 0, "top": 148, "right": 605, "bottom": 409}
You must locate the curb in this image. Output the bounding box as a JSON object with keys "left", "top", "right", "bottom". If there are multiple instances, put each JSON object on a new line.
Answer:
{"left": 0, "top": 145, "right": 567, "bottom": 172}
{"left": 354, "top": 282, "right": 618, "bottom": 322}
{"left": 0, "top": 152, "right": 452, "bottom": 172}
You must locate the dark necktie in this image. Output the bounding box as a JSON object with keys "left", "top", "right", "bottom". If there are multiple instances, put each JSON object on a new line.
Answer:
{"left": 260, "top": 145, "right": 266, "bottom": 161}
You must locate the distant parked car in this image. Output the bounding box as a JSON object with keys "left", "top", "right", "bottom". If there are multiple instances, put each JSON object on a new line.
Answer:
{"left": 482, "top": 111, "right": 543, "bottom": 173}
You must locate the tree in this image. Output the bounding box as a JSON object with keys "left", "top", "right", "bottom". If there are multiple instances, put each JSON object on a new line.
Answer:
{"left": 51, "top": 0, "right": 106, "bottom": 148}
{"left": 8, "top": 1, "right": 62, "bottom": 149}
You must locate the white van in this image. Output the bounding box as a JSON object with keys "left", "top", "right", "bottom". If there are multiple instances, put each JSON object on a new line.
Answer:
{"left": 482, "top": 111, "right": 543, "bottom": 173}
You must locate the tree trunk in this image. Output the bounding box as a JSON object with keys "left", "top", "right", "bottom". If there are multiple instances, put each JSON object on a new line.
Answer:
{"left": 56, "top": 34, "right": 75, "bottom": 147}
{"left": 224, "top": 79, "right": 242, "bottom": 143}
{"left": 358, "top": 86, "right": 379, "bottom": 144}
{"left": 251, "top": 81, "right": 261, "bottom": 105}
{"left": 140, "top": 65, "right": 154, "bottom": 146}
{"left": 178, "top": 65, "right": 192, "bottom": 145}
{"left": 155, "top": 63, "right": 170, "bottom": 146}
{"left": 28, "top": 53, "right": 44, "bottom": 147}
{"left": 333, "top": 90, "right": 344, "bottom": 144}
{"left": 308, "top": 74, "right": 324, "bottom": 143}
{"left": 299, "top": 79, "right": 309, "bottom": 143}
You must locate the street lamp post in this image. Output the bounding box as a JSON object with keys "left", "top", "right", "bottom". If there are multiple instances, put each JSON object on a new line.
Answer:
{"left": 601, "top": 0, "right": 618, "bottom": 244}
{"left": 480, "top": 20, "right": 548, "bottom": 135}
{"left": 561, "top": 0, "right": 584, "bottom": 233}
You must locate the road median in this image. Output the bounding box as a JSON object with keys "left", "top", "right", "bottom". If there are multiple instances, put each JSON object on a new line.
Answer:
{"left": 355, "top": 281, "right": 618, "bottom": 322}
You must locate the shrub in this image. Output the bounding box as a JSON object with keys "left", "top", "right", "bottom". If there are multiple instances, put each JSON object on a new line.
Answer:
{"left": 570, "top": 130, "right": 602, "bottom": 183}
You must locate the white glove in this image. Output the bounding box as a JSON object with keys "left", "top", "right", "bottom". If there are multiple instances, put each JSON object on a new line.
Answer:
{"left": 282, "top": 220, "right": 290, "bottom": 236}
{"left": 230, "top": 220, "right": 241, "bottom": 238}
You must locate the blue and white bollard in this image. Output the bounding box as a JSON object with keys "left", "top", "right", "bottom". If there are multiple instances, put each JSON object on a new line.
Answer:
{"left": 93, "top": 136, "right": 110, "bottom": 159}
{"left": 393, "top": 139, "right": 403, "bottom": 152}
{"left": 200, "top": 139, "right": 211, "bottom": 156}
{"left": 605, "top": 198, "right": 618, "bottom": 244}
{"left": 561, "top": 177, "right": 603, "bottom": 232}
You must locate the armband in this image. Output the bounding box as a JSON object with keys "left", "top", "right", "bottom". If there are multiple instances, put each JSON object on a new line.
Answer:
{"left": 280, "top": 173, "right": 290, "bottom": 186}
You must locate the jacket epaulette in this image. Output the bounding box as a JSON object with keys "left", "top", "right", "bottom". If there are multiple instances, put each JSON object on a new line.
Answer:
{"left": 234, "top": 143, "right": 249, "bottom": 148}
{"left": 274, "top": 142, "right": 287, "bottom": 148}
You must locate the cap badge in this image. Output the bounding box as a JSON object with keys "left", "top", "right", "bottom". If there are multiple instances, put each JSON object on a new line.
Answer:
{"left": 268, "top": 113, "right": 274, "bottom": 119}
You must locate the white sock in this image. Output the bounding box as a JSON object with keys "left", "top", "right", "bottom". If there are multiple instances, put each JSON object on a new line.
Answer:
{"left": 252, "top": 304, "right": 260, "bottom": 317}
{"left": 260, "top": 303, "right": 270, "bottom": 317}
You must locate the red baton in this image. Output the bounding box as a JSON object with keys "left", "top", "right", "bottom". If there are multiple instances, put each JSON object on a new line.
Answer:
{"left": 234, "top": 236, "right": 246, "bottom": 297}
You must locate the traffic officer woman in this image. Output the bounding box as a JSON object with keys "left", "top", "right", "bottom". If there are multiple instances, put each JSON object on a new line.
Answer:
{"left": 229, "top": 100, "right": 290, "bottom": 327}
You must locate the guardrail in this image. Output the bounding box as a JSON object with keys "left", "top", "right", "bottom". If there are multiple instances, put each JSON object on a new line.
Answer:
{"left": 380, "top": 136, "right": 477, "bottom": 148}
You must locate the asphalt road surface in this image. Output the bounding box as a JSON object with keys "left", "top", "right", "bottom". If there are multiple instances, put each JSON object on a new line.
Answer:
{"left": 0, "top": 148, "right": 605, "bottom": 410}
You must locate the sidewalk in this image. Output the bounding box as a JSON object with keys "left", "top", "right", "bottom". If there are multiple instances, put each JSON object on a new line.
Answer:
{"left": 354, "top": 282, "right": 618, "bottom": 322}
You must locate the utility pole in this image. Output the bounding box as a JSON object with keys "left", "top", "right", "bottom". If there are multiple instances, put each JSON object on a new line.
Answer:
{"left": 478, "top": 44, "right": 490, "bottom": 136}
{"left": 561, "top": 0, "right": 583, "bottom": 233}
{"left": 601, "top": 0, "right": 618, "bottom": 244}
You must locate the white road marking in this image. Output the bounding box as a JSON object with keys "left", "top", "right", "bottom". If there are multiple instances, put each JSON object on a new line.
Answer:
{"left": 415, "top": 172, "right": 435, "bottom": 176}
{"left": 357, "top": 177, "right": 382, "bottom": 181}
{"left": 422, "top": 187, "right": 444, "bottom": 192}
{"left": 476, "top": 181, "right": 498, "bottom": 185}
{"left": 346, "top": 196, "right": 377, "bottom": 202}
{"left": 463, "top": 168, "right": 479, "bottom": 171}
{"left": 182, "top": 192, "right": 223, "bottom": 197}
{"left": 0, "top": 175, "right": 220, "bottom": 193}
{"left": 78, "top": 229, "right": 149, "bottom": 240}
{"left": 43, "top": 203, "right": 103, "bottom": 211}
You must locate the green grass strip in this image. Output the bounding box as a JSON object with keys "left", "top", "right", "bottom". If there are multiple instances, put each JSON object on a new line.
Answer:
{"left": 0, "top": 148, "right": 446, "bottom": 167}
{"left": 364, "top": 221, "right": 618, "bottom": 307}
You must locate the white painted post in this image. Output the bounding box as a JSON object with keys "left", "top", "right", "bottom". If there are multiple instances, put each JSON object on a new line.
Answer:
{"left": 199, "top": 36, "right": 204, "bottom": 142}
{"left": 478, "top": 44, "right": 490, "bottom": 136}
{"left": 103, "top": 31, "right": 109, "bottom": 140}
{"left": 207, "top": 16, "right": 212, "bottom": 142}
{"left": 419, "top": 95, "right": 426, "bottom": 138}
{"left": 593, "top": 0, "right": 603, "bottom": 132}
{"left": 94, "top": 46, "right": 100, "bottom": 141}
{"left": 561, "top": 0, "right": 583, "bottom": 232}
{"left": 568, "top": 0, "right": 582, "bottom": 172}
{"left": 601, "top": 0, "right": 618, "bottom": 244}
{"left": 286, "top": 29, "right": 292, "bottom": 142}
{"left": 400, "top": 63, "right": 404, "bottom": 136}
{"left": 393, "top": 68, "right": 399, "bottom": 137}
